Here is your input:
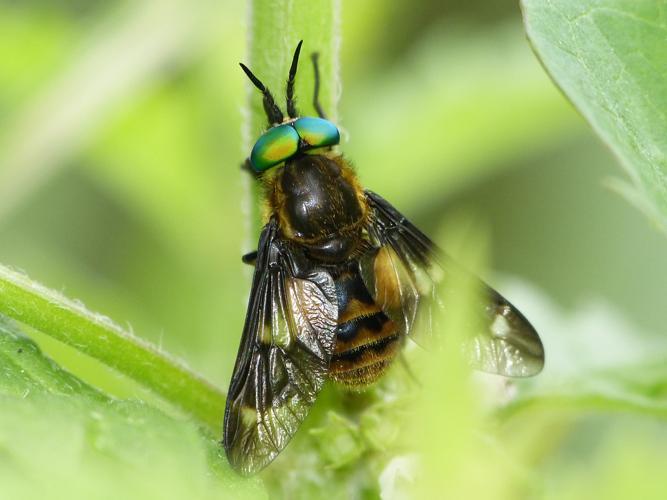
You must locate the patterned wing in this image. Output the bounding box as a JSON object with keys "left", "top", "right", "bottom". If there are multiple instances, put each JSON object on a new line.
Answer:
{"left": 360, "top": 191, "right": 544, "bottom": 377}
{"left": 223, "top": 220, "right": 338, "bottom": 475}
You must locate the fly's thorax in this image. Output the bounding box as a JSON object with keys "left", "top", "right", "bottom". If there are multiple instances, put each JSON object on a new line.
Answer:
{"left": 267, "top": 153, "right": 368, "bottom": 262}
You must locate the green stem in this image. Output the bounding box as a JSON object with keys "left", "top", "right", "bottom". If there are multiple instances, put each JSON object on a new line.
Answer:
{"left": 0, "top": 264, "right": 225, "bottom": 431}
{"left": 243, "top": 0, "right": 341, "bottom": 239}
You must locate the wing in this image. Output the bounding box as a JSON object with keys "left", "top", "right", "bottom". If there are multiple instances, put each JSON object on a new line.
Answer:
{"left": 360, "top": 191, "right": 544, "bottom": 377}
{"left": 223, "top": 219, "right": 338, "bottom": 475}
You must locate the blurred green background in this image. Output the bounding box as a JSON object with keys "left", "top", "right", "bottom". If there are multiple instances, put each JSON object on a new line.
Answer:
{"left": 1, "top": 0, "right": 667, "bottom": 496}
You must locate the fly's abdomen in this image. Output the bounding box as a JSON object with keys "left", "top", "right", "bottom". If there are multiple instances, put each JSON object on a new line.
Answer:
{"left": 330, "top": 266, "right": 400, "bottom": 387}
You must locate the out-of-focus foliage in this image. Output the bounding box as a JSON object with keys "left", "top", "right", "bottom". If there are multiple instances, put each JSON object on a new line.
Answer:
{"left": 523, "top": 0, "right": 667, "bottom": 231}
{"left": 1, "top": 0, "right": 667, "bottom": 498}
{"left": 0, "top": 319, "right": 265, "bottom": 499}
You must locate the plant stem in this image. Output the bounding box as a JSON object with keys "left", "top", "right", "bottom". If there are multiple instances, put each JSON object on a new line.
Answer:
{"left": 242, "top": 0, "right": 341, "bottom": 239}
{"left": 0, "top": 264, "right": 225, "bottom": 431}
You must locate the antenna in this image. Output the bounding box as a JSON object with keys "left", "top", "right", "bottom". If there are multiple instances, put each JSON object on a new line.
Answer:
{"left": 239, "top": 63, "right": 284, "bottom": 125}
{"left": 286, "top": 40, "right": 304, "bottom": 118}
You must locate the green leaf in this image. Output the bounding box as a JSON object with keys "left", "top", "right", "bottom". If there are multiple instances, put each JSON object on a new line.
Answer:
{"left": 500, "top": 360, "right": 667, "bottom": 422}
{"left": 0, "top": 318, "right": 105, "bottom": 400}
{"left": 0, "top": 263, "right": 225, "bottom": 431}
{"left": 522, "top": 0, "right": 667, "bottom": 230}
{"left": 0, "top": 319, "right": 265, "bottom": 499}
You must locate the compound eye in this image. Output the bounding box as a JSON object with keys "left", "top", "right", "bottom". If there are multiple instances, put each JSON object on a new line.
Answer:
{"left": 294, "top": 117, "right": 340, "bottom": 149}
{"left": 250, "top": 124, "right": 300, "bottom": 172}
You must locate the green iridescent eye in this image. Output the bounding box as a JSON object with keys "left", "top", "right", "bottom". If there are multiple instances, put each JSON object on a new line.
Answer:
{"left": 250, "top": 124, "right": 300, "bottom": 172}
{"left": 294, "top": 117, "right": 340, "bottom": 149}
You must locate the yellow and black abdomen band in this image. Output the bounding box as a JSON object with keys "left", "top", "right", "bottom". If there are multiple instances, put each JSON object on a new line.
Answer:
{"left": 330, "top": 266, "right": 400, "bottom": 387}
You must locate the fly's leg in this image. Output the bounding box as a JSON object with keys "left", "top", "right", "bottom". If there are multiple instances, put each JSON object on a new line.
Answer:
{"left": 311, "top": 53, "right": 327, "bottom": 119}
{"left": 242, "top": 251, "right": 258, "bottom": 266}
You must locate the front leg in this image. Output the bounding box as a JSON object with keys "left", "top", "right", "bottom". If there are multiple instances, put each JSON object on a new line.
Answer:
{"left": 241, "top": 159, "right": 262, "bottom": 180}
{"left": 242, "top": 250, "right": 258, "bottom": 266}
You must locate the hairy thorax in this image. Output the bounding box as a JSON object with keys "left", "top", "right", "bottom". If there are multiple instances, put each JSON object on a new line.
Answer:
{"left": 267, "top": 154, "right": 368, "bottom": 263}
